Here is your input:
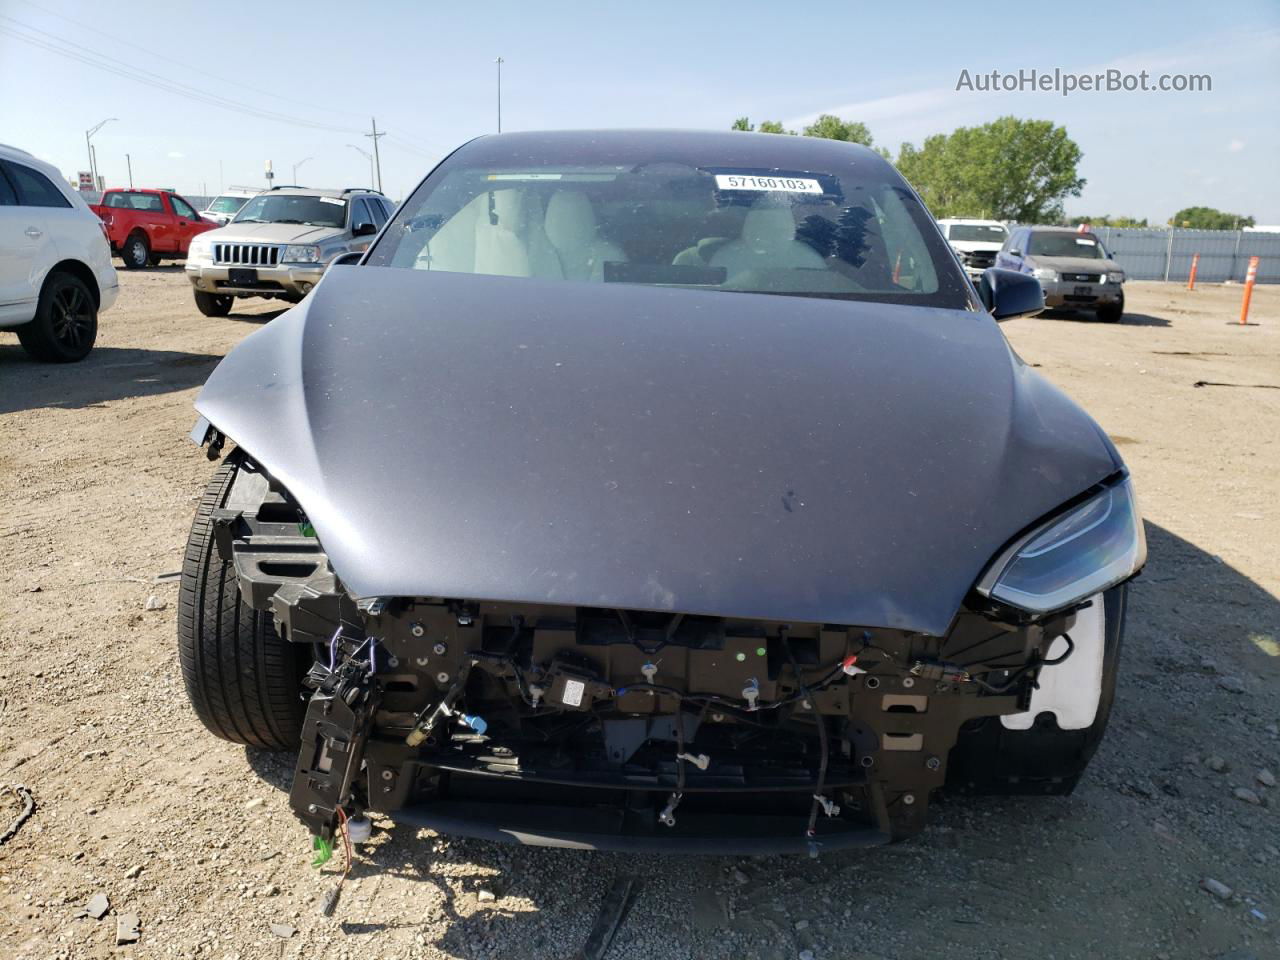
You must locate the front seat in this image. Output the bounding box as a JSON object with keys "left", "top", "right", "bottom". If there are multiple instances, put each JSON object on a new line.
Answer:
{"left": 473, "top": 189, "right": 563, "bottom": 279}
{"left": 710, "top": 201, "right": 827, "bottom": 281}
{"left": 543, "top": 190, "right": 626, "bottom": 281}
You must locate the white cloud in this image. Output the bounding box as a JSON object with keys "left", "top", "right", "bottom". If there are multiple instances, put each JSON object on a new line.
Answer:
{"left": 167, "top": 151, "right": 185, "bottom": 158}
{"left": 1228, "top": 139, "right": 1245, "bottom": 152}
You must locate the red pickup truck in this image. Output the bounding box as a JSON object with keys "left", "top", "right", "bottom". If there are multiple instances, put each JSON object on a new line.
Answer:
{"left": 90, "top": 188, "right": 217, "bottom": 269}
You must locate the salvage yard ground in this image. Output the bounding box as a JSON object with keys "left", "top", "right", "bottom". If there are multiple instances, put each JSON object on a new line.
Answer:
{"left": 1, "top": 273, "right": 1277, "bottom": 960}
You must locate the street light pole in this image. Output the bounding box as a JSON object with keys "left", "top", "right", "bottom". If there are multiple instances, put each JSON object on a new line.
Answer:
{"left": 126, "top": 153, "right": 132, "bottom": 188}
{"left": 347, "top": 144, "right": 374, "bottom": 188}
{"left": 85, "top": 116, "right": 117, "bottom": 193}
{"left": 495, "top": 56, "right": 504, "bottom": 133}
{"left": 292, "top": 156, "right": 313, "bottom": 182}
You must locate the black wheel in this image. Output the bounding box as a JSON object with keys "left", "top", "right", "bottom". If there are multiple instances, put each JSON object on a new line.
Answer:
{"left": 177, "top": 455, "right": 308, "bottom": 750}
{"left": 946, "top": 585, "right": 1127, "bottom": 795}
{"left": 16, "top": 271, "right": 98, "bottom": 363}
{"left": 122, "top": 232, "right": 150, "bottom": 269}
{"left": 194, "top": 291, "right": 233, "bottom": 317}
{"left": 1097, "top": 291, "right": 1124, "bottom": 323}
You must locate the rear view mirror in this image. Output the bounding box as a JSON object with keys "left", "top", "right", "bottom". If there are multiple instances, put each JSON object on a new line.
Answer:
{"left": 978, "top": 268, "right": 1044, "bottom": 322}
{"left": 352, "top": 222, "right": 377, "bottom": 237}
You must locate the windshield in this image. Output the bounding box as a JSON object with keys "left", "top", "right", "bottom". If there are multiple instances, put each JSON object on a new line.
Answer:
{"left": 369, "top": 141, "right": 970, "bottom": 307}
{"left": 207, "top": 195, "right": 250, "bottom": 215}
{"left": 233, "top": 194, "right": 347, "bottom": 228}
{"left": 948, "top": 224, "right": 1007, "bottom": 243}
{"left": 1028, "top": 232, "right": 1106, "bottom": 259}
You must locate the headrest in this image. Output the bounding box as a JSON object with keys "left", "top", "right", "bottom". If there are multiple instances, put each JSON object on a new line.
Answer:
{"left": 486, "top": 189, "right": 526, "bottom": 231}
{"left": 544, "top": 190, "right": 597, "bottom": 249}
{"left": 742, "top": 203, "right": 797, "bottom": 249}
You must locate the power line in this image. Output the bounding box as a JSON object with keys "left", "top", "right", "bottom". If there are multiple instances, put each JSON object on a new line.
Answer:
{"left": 0, "top": 17, "right": 361, "bottom": 135}
{"left": 16, "top": 0, "right": 371, "bottom": 122}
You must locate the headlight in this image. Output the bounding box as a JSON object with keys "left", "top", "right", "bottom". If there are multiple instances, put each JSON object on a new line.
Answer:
{"left": 976, "top": 477, "right": 1146, "bottom": 614}
{"left": 1032, "top": 267, "right": 1058, "bottom": 281}
{"left": 188, "top": 238, "right": 212, "bottom": 260}
{"left": 1102, "top": 271, "right": 1124, "bottom": 284}
{"left": 282, "top": 244, "right": 321, "bottom": 263}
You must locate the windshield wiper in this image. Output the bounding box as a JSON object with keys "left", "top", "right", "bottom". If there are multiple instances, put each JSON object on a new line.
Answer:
{"left": 236, "top": 218, "right": 267, "bottom": 223}
{"left": 271, "top": 219, "right": 307, "bottom": 225}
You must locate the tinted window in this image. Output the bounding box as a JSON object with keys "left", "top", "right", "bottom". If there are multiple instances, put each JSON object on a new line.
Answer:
{"left": 5, "top": 162, "right": 71, "bottom": 208}
{"left": 171, "top": 196, "right": 197, "bottom": 219}
{"left": 948, "top": 224, "right": 1007, "bottom": 243}
{"left": 372, "top": 141, "right": 970, "bottom": 307}
{"left": 351, "top": 198, "right": 375, "bottom": 230}
{"left": 106, "top": 192, "right": 164, "bottom": 211}
{"left": 234, "top": 193, "right": 347, "bottom": 228}
{"left": 367, "top": 197, "right": 388, "bottom": 227}
{"left": 0, "top": 168, "right": 16, "bottom": 206}
{"left": 1027, "top": 232, "right": 1105, "bottom": 259}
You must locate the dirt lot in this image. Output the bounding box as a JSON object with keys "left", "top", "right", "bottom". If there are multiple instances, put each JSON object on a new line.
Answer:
{"left": 1, "top": 272, "right": 1277, "bottom": 960}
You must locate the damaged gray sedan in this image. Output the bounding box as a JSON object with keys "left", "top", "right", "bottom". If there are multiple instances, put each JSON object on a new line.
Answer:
{"left": 178, "top": 130, "right": 1146, "bottom": 855}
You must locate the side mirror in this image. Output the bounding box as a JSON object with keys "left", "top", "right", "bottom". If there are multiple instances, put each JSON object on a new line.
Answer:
{"left": 978, "top": 268, "right": 1044, "bottom": 322}
{"left": 330, "top": 251, "right": 363, "bottom": 267}
{"left": 352, "top": 222, "right": 377, "bottom": 237}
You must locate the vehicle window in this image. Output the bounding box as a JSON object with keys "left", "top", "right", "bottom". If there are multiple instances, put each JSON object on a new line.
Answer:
{"left": 372, "top": 148, "right": 970, "bottom": 307}
{"left": 0, "top": 168, "right": 16, "bottom": 206}
{"left": 109, "top": 192, "right": 164, "bottom": 212}
{"left": 1027, "top": 232, "right": 1105, "bottom": 259}
{"left": 233, "top": 193, "right": 347, "bottom": 228}
{"left": 170, "top": 196, "right": 197, "bottom": 219}
{"left": 351, "top": 198, "right": 375, "bottom": 230}
{"left": 1009, "top": 230, "right": 1025, "bottom": 253}
{"left": 4, "top": 161, "right": 72, "bottom": 208}
{"left": 367, "top": 197, "right": 388, "bottom": 227}
{"left": 206, "top": 195, "right": 249, "bottom": 215}
{"left": 948, "top": 224, "right": 1007, "bottom": 243}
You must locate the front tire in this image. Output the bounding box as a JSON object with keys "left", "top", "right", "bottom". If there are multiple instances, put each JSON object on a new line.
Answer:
{"left": 194, "top": 291, "right": 233, "bottom": 317}
{"left": 1097, "top": 292, "right": 1124, "bottom": 323}
{"left": 177, "top": 455, "right": 307, "bottom": 750}
{"left": 122, "top": 232, "right": 150, "bottom": 270}
{"left": 16, "top": 271, "right": 98, "bottom": 363}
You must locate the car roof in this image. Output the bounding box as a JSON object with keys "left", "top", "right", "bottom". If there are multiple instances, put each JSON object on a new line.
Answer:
{"left": 455, "top": 128, "right": 896, "bottom": 173}
{"left": 266, "top": 186, "right": 384, "bottom": 198}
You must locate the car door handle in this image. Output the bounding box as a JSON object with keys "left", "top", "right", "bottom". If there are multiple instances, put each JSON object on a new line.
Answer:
{"left": 25, "top": 227, "right": 42, "bottom": 239}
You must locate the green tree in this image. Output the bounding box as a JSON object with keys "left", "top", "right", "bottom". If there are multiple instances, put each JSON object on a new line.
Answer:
{"left": 1069, "top": 215, "right": 1149, "bottom": 227}
{"left": 896, "top": 117, "right": 1085, "bottom": 222}
{"left": 801, "top": 114, "right": 873, "bottom": 145}
{"left": 1169, "top": 206, "right": 1255, "bottom": 230}
{"left": 730, "top": 117, "right": 795, "bottom": 134}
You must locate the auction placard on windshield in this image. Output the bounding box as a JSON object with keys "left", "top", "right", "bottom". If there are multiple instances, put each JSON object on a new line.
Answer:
{"left": 714, "top": 174, "right": 822, "bottom": 194}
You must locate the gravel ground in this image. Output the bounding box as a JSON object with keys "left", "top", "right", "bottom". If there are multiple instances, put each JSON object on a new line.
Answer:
{"left": 0, "top": 271, "right": 1277, "bottom": 960}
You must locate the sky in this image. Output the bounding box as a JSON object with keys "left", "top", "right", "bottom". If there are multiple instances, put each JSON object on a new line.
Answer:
{"left": 1, "top": 0, "right": 1278, "bottom": 223}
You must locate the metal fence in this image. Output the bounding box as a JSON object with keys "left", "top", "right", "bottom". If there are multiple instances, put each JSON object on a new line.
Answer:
{"left": 1086, "top": 227, "right": 1280, "bottom": 284}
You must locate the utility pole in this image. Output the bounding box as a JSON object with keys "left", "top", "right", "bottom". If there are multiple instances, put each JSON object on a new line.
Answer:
{"left": 495, "top": 56, "right": 504, "bottom": 132}
{"left": 126, "top": 153, "right": 133, "bottom": 188}
{"left": 90, "top": 144, "right": 100, "bottom": 190}
{"left": 364, "top": 118, "right": 385, "bottom": 193}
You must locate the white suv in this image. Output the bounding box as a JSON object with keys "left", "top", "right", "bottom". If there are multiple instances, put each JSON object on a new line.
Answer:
{"left": 0, "top": 144, "right": 118, "bottom": 362}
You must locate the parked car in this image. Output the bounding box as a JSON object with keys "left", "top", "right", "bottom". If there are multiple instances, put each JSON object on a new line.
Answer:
{"left": 0, "top": 143, "right": 118, "bottom": 362}
{"left": 89, "top": 187, "right": 217, "bottom": 269}
{"left": 997, "top": 226, "right": 1125, "bottom": 322}
{"left": 199, "top": 186, "right": 260, "bottom": 226}
{"left": 937, "top": 218, "right": 1008, "bottom": 280}
{"left": 178, "top": 130, "right": 1145, "bottom": 854}
{"left": 183, "top": 186, "right": 392, "bottom": 316}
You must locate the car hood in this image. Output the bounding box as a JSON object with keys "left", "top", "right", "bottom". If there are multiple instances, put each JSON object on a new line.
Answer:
{"left": 948, "top": 241, "right": 1004, "bottom": 254}
{"left": 1028, "top": 255, "right": 1119, "bottom": 273}
{"left": 205, "top": 221, "right": 346, "bottom": 244}
{"left": 195, "top": 268, "right": 1120, "bottom": 635}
